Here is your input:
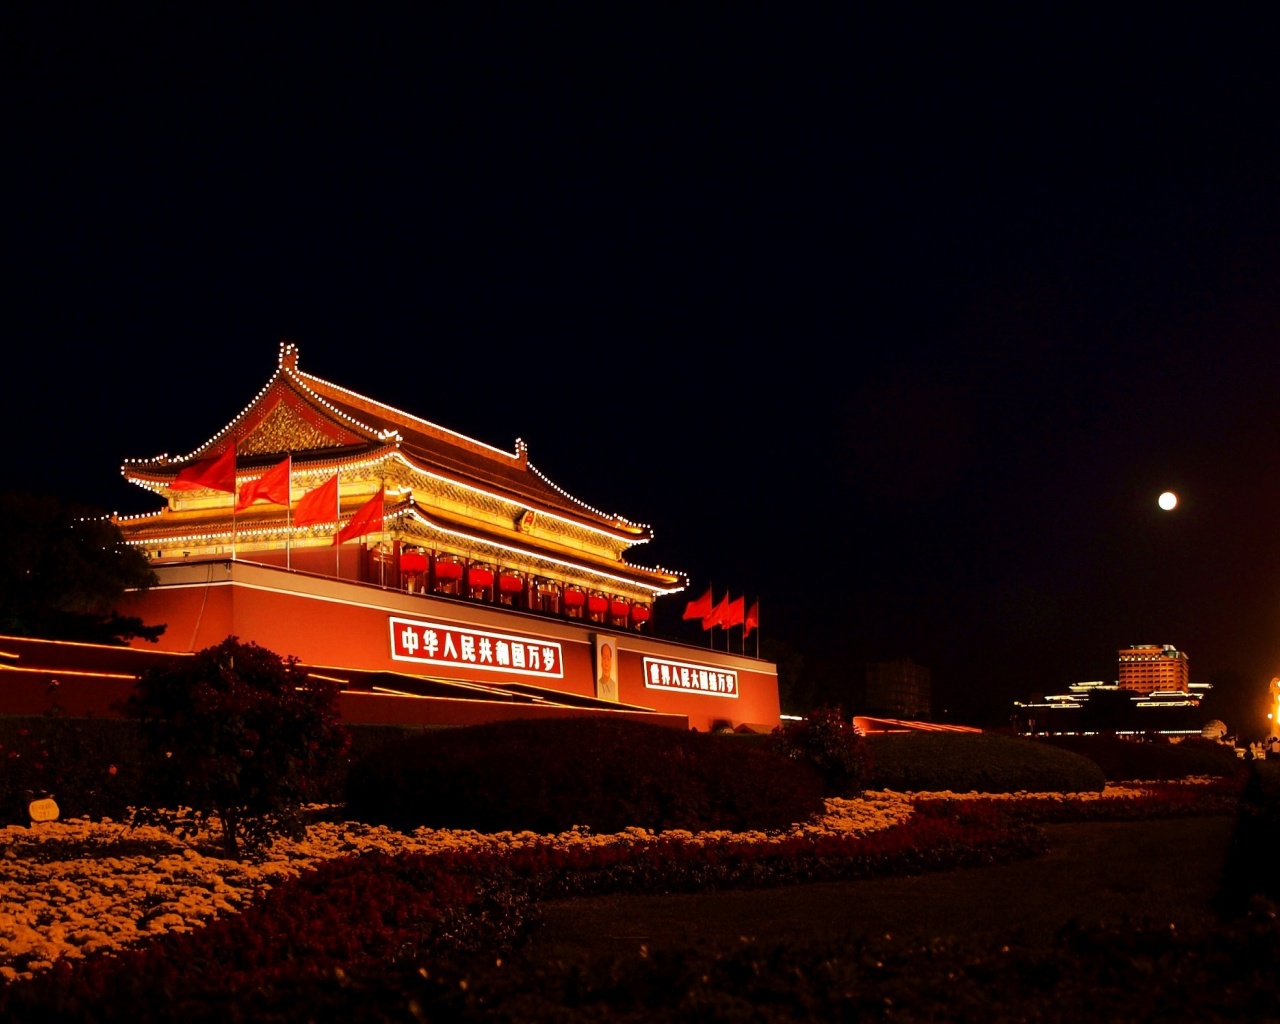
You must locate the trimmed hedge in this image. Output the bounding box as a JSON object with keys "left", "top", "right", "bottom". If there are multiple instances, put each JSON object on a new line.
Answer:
{"left": 0, "top": 717, "right": 427, "bottom": 823}
{"left": 1035, "top": 734, "right": 1243, "bottom": 782}
{"left": 343, "top": 716, "right": 826, "bottom": 834}
{"left": 864, "top": 732, "right": 1106, "bottom": 794}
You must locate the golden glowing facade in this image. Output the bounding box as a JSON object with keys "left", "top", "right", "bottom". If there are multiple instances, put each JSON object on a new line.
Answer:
{"left": 96, "top": 342, "right": 783, "bottom": 734}
{"left": 114, "top": 342, "right": 683, "bottom": 626}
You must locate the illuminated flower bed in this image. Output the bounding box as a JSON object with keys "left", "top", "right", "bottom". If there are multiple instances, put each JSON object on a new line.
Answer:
{"left": 909, "top": 777, "right": 1243, "bottom": 822}
{"left": 0, "top": 793, "right": 912, "bottom": 981}
{"left": 0, "top": 796, "right": 1048, "bottom": 1019}
{"left": 0, "top": 779, "right": 1242, "bottom": 1019}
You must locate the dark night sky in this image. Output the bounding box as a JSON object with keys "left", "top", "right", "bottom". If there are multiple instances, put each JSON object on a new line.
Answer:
{"left": 9, "top": 8, "right": 1280, "bottom": 724}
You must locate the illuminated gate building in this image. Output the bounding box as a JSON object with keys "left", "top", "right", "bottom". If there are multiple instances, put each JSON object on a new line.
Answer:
{"left": 91, "top": 342, "right": 778, "bottom": 733}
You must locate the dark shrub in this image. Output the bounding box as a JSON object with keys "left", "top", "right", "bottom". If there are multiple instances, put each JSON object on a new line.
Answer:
{"left": 0, "top": 712, "right": 145, "bottom": 825}
{"left": 344, "top": 716, "right": 825, "bottom": 834}
{"left": 769, "top": 706, "right": 872, "bottom": 796}
{"left": 122, "top": 636, "right": 350, "bottom": 857}
{"left": 1218, "top": 761, "right": 1280, "bottom": 916}
{"left": 865, "top": 732, "right": 1106, "bottom": 794}
{"left": 1037, "top": 734, "right": 1243, "bottom": 782}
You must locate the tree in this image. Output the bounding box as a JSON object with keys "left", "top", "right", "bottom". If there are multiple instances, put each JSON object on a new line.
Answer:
{"left": 761, "top": 635, "right": 815, "bottom": 716}
{"left": 0, "top": 491, "right": 164, "bottom": 644}
{"left": 123, "top": 636, "right": 350, "bottom": 858}
{"left": 770, "top": 705, "right": 872, "bottom": 797}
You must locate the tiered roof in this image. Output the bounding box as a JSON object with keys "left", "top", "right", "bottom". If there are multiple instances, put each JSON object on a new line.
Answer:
{"left": 116, "top": 342, "right": 684, "bottom": 599}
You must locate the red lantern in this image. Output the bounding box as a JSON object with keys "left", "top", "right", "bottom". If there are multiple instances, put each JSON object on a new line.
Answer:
{"left": 400, "top": 551, "right": 428, "bottom": 573}
{"left": 434, "top": 559, "right": 463, "bottom": 580}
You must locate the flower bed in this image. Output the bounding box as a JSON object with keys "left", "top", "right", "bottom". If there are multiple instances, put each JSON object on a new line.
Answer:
{"left": 0, "top": 796, "right": 1048, "bottom": 1020}
{"left": 0, "top": 780, "right": 1246, "bottom": 1020}
{"left": 909, "top": 777, "right": 1244, "bottom": 823}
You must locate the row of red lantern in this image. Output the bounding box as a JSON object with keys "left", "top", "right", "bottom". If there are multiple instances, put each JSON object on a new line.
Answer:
{"left": 397, "top": 550, "right": 651, "bottom": 624}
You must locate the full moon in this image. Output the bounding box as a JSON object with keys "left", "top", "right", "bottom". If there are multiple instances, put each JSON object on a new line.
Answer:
{"left": 1158, "top": 491, "right": 1178, "bottom": 511}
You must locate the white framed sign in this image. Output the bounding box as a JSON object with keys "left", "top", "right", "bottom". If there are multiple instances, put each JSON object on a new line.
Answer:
{"left": 390, "top": 616, "right": 564, "bottom": 679}
{"left": 642, "top": 656, "right": 738, "bottom": 698}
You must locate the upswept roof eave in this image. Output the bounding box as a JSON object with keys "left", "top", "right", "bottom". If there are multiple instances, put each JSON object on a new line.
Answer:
{"left": 118, "top": 342, "right": 664, "bottom": 560}
{"left": 525, "top": 460, "right": 653, "bottom": 534}
{"left": 288, "top": 350, "right": 653, "bottom": 535}
{"left": 292, "top": 365, "right": 518, "bottom": 466}
{"left": 121, "top": 343, "right": 394, "bottom": 474}
{"left": 122, "top": 443, "right": 404, "bottom": 496}
{"left": 392, "top": 502, "right": 685, "bottom": 597}
{"left": 386, "top": 449, "right": 651, "bottom": 545}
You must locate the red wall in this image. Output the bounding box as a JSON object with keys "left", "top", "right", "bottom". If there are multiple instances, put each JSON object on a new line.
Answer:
{"left": 118, "top": 560, "right": 780, "bottom": 732}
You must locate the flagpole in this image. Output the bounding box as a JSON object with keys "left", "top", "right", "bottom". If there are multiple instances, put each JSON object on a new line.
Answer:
{"left": 285, "top": 455, "right": 292, "bottom": 571}
{"left": 230, "top": 445, "right": 238, "bottom": 561}
{"left": 334, "top": 471, "right": 341, "bottom": 579}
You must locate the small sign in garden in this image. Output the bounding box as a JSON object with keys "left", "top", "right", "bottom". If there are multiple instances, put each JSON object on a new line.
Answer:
{"left": 28, "top": 797, "right": 59, "bottom": 822}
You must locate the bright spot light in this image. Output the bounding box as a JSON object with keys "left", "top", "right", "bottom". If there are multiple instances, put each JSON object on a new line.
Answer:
{"left": 1158, "top": 491, "right": 1178, "bottom": 511}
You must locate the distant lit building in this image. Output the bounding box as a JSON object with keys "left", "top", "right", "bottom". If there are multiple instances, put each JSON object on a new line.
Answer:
{"left": 865, "top": 657, "right": 931, "bottom": 717}
{"left": 1118, "top": 644, "right": 1189, "bottom": 694}
{"left": 1012, "top": 643, "right": 1211, "bottom": 736}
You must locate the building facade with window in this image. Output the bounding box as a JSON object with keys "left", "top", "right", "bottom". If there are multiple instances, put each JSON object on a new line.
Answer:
{"left": 1117, "top": 644, "right": 1190, "bottom": 695}
{"left": 865, "top": 657, "right": 931, "bottom": 717}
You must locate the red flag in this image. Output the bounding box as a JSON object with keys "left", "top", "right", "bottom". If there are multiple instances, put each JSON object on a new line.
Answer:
{"left": 335, "top": 487, "right": 385, "bottom": 546}
{"left": 235, "top": 456, "right": 291, "bottom": 512}
{"left": 294, "top": 473, "right": 338, "bottom": 527}
{"left": 171, "top": 446, "right": 236, "bottom": 493}
{"left": 743, "top": 600, "right": 759, "bottom": 638}
{"left": 683, "top": 586, "right": 713, "bottom": 621}
{"left": 723, "top": 595, "right": 745, "bottom": 629}
{"left": 702, "top": 593, "right": 729, "bottom": 630}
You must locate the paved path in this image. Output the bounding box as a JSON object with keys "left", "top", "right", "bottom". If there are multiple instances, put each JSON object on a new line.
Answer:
{"left": 527, "top": 816, "right": 1236, "bottom": 957}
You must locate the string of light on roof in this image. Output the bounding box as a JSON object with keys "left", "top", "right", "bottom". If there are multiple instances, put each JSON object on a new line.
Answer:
{"left": 123, "top": 447, "right": 403, "bottom": 497}
{"left": 122, "top": 356, "right": 290, "bottom": 467}
{"left": 294, "top": 353, "right": 518, "bottom": 461}
{"left": 285, "top": 375, "right": 401, "bottom": 443}
{"left": 113, "top": 509, "right": 168, "bottom": 524}
{"left": 121, "top": 343, "right": 400, "bottom": 470}
{"left": 526, "top": 461, "right": 651, "bottom": 531}
{"left": 398, "top": 504, "right": 684, "bottom": 595}
{"left": 386, "top": 452, "right": 646, "bottom": 547}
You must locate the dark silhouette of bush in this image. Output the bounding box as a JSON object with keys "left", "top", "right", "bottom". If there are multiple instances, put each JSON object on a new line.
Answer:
{"left": 865, "top": 732, "right": 1106, "bottom": 793}
{"left": 1218, "top": 761, "right": 1280, "bottom": 916}
{"left": 0, "top": 491, "right": 165, "bottom": 645}
{"left": 123, "top": 637, "right": 349, "bottom": 858}
{"left": 0, "top": 710, "right": 145, "bottom": 826}
{"left": 343, "top": 716, "right": 825, "bottom": 834}
{"left": 1037, "top": 734, "right": 1243, "bottom": 782}
{"left": 769, "top": 705, "right": 872, "bottom": 796}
